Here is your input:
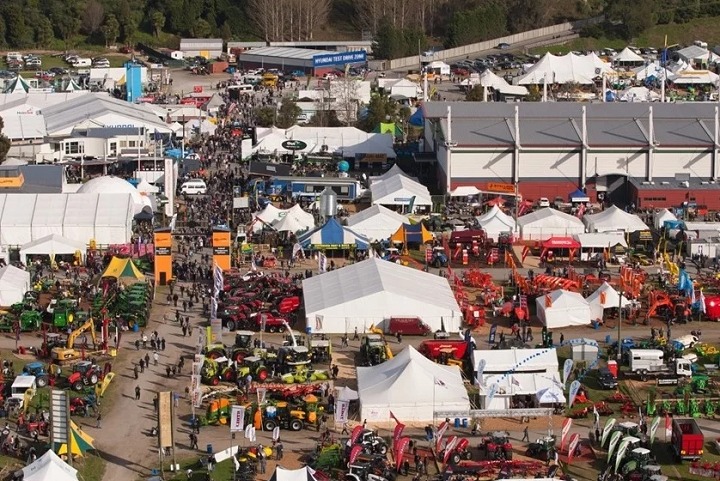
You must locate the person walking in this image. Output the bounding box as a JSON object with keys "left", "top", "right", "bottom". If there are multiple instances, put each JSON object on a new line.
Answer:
{"left": 133, "top": 365, "right": 138, "bottom": 379}
{"left": 153, "top": 351, "right": 159, "bottom": 366}
{"left": 144, "top": 353, "right": 150, "bottom": 367}
{"left": 522, "top": 426, "right": 529, "bottom": 442}
{"left": 135, "top": 386, "right": 141, "bottom": 401}
{"left": 189, "top": 432, "right": 198, "bottom": 450}
{"left": 139, "top": 359, "right": 145, "bottom": 373}
{"left": 96, "top": 412, "right": 102, "bottom": 429}
{"left": 353, "top": 327, "right": 359, "bottom": 340}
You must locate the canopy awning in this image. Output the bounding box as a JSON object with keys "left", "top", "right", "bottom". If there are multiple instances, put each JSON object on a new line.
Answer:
{"left": 543, "top": 237, "right": 581, "bottom": 249}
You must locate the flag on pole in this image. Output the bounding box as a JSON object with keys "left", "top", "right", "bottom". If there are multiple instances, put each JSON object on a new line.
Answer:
{"left": 210, "top": 296, "right": 218, "bottom": 319}
{"left": 318, "top": 253, "right": 328, "bottom": 273}
{"left": 213, "top": 264, "right": 224, "bottom": 294}
{"left": 521, "top": 245, "right": 530, "bottom": 262}
{"left": 700, "top": 288, "right": 706, "bottom": 313}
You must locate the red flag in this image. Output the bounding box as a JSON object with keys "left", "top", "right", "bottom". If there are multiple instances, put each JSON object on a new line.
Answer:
{"left": 664, "top": 413, "right": 672, "bottom": 437}
{"left": 393, "top": 423, "right": 405, "bottom": 449}
{"left": 544, "top": 294, "right": 553, "bottom": 308}
{"left": 522, "top": 245, "right": 530, "bottom": 262}
{"left": 395, "top": 437, "right": 411, "bottom": 471}
{"left": 560, "top": 418, "right": 572, "bottom": 451}
{"left": 350, "top": 425, "right": 364, "bottom": 445}
{"left": 390, "top": 411, "right": 400, "bottom": 424}
{"left": 349, "top": 444, "right": 364, "bottom": 465}
{"left": 435, "top": 421, "right": 449, "bottom": 452}
{"left": 599, "top": 291, "right": 607, "bottom": 305}
{"left": 567, "top": 433, "right": 581, "bottom": 461}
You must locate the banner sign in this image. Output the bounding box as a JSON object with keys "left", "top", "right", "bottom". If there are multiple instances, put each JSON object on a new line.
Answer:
{"left": 607, "top": 431, "right": 622, "bottom": 461}
{"left": 562, "top": 359, "right": 574, "bottom": 388}
{"left": 649, "top": 416, "right": 661, "bottom": 444}
{"left": 614, "top": 439, "right": 630, "bottom": 473}
{"left": 561, "top": 417, "right": 572, "bottom": 451}
{"left": 335, "top": 400, "right": 350, "bottom": 424}
{"left": 601, "top": 418, "right": 616, "bottom": 447}
{"left": 313, "top": 50, "right": 367, "bottom": 68}
{"left": 435, "top": 421, "right": 449, "bottom": 452}
{"left": 567, "top": 433, "right": 580, "bottom": 462}
{"left": 568, "top": 380, "right": 581, "bottom": 407}
{"left": 230, "top": 405, "right": 246, "bottom": 432}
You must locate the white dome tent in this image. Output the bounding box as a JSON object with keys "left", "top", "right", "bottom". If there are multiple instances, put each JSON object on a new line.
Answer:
{"left": 475, "top": 205, "right": 516, "bottom": 242}
{"left": 536, "top": 289, "right": 592, "bottom": 329}
{"left": 518, "top": 208, "right": 585, "bottom": 240}
{"left": 76, "top": 176, "right": 152, "bottom": 216}
{"left": 357, "top": 346, "right": 469, "bottom": 422}
{"left": 19, "top": 449, "right": 78, "bottom": 481}
{"left": 584, "top": 205, "right": 649, "bottom": 233}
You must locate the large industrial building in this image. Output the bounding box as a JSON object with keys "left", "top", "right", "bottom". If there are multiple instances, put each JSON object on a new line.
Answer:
{"left": 237, "top": 47, "right": 367, "bottom": 77}
{"left": 421, "top": 102, "right": 720, "bottom": 209}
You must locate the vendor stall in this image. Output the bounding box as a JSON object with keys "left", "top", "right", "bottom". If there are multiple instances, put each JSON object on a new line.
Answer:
{"left": 536, "top": 289, "right": 592, "bottom": 329}
{"left": 583, "top": 205, "right": 648, "bottom": 233}
{"left": 518, "top": 208, "right": 585, "bottom": 241}
{"left": 20, "top": 234, "right": 86, "bottom": 265}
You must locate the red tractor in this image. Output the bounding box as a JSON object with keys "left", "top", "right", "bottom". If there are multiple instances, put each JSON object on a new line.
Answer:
{"left": 477, "top": 432, "right": 513, "bottom": 460}
{"left": 253, "top": 311, "right": 289, "bottom": 332}
{"left": 440, "top": 437, "right": 473, "bottom": 464}
{"left": 67, "top": 361, "right": 104, "bottom": 391}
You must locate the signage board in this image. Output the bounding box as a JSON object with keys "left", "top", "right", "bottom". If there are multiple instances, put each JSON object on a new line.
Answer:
{"left": 50, "top": 390, "right": 69, "bottom": 449}
{"left": 313, "top": 50, "right": 367, "bottom": 68}
{"left": 281, "top": 140, "right": 308, "bottom": 151}
{"left": 314, "top": 244, "right": 354, "bottom": 250}
{"left": 213, "top": 246, "right": 230, "bottom": 255}
{"left": 487, "top": 182, "right": 515, "bottom": 194}
{"left": 394, "top": 198, "right": 412, "bottom": 202}
{"left": 156, "top": 246, "right": 171, "bottom": 256}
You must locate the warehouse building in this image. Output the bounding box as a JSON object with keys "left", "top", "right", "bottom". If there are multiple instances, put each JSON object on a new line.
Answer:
{"left": 237, "top": 47, "right": 367, "bottom": 77}
{"left": 180, "top": 38, "right": 223, "bottom": 59}
{"left": 421, "top": 102, "right": 720, "bottom": 210}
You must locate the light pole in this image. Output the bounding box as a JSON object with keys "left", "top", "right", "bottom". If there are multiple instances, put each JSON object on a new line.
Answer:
{"left": 617, "top": 290, "right": 623, "bottom": 361}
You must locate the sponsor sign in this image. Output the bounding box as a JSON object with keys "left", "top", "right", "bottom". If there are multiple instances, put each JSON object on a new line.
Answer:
{"left": 281, "top": 140, "right": 308, "bottom": 151}
{"left": 487, "top": 182, "right": 515, "bottom": 193}
{"left": 313, "top": 50, "right": 367, "bottom": 67}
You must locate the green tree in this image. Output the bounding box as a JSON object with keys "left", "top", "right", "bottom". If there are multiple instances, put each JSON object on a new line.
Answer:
{"left": 218, "top": 21, "right": 232, "bottom": 41}
{"left": 372, "top": 17, "right": 400, "bottom": 60}
{"left": 101, "top": 14, "right": 120, "bottom": 47}
{"left": 151, "top": 11, "right": 166, "bottom": 38}
{"left": 276, "top": 98, "right": 301, "bottom": 129}
{"left": 446, "top": 4, "right": 507, "bottom": 47}
{"left": 0, "top": 117, "right": 11, "bottom": 165}
{"left": 121, "top": 18, "right": 138, "bottom": 42}
{"left": 5, "top": 4, "right": 32, "bottom": 48}
{"left": 605, "top": 0, "right": 656, "bottom": 39}
{"left": 191, "top": 19, "right": 212, "bottom": 38}
{"left": 35, "top": 17, "right": 54, "bottom": 48}
{"left": 254, "top": 106, "right": 276, "bottom": 127}
{"left": 465, "top": 85, "right": 486, "bottom": 101}
{"left": 357, "top": 94, "right": 398, "bottom": 132}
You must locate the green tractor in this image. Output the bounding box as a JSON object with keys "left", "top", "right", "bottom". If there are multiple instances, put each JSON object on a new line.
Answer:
{"left": 19, "top": 311, "right": 41, "bottom": 331}
{"left": 200, "top": 358, "right": 239, "bottom": 385}
{"left": 620, "top": 447, "right": 653, "bottom": 476}
{"left": 237, "top": 356, "right": 270, "bottom": 383}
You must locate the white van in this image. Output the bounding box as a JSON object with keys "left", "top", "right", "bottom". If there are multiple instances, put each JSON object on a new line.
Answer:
{"left": 180, "top": 179, "right": 207, "bottom": 195}
{"left": 72, "top": 58, "right": 92, "bottom": 68}
{"left": 6, "top": 52, "right": 22, "bottom": 62}
{"left": 235, "top": 84, "right": 254, "bottom": 92}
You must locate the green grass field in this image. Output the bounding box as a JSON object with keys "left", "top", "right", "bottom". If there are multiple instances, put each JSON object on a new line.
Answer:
{"left": 531, "top": 15, "right": 720, "bottom": 55}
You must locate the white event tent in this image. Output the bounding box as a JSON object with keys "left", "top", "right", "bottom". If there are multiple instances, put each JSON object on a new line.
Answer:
{"left": 583, "top": 205, "right": 649, "bottom": 233}
{"left": 518, "top": 208, "right": 585, "bottom": 240}
{"left": 371, "top": 174, "right": 432, "bottom": 210}
{"left": 536, "top": 289, "right": 592, "bottom": 329}
{"left": 633, "top": 62, "right": 671, "bottom": 81}
{"left": 269, "top": 467, "right": 319, "bottom": 481}
{"left": 302, "top": 258, "right": 462, "bottom": 334}
{"left": 654, "top": 208, "right": 678, "bottom": 229}
{"left": 357, "top": 346, "right": 470, "bottom": 422}
{"left": 670, "top": 68, "right": 720, "bottom": 85}
{"left": 587, "top": 282, "right": 632, "bottom": 320}
{"left": 0, "top": 265, "right": 30, "bottom": 306}
{"left": 619, "top": 86, "right": 660, "bottom": 102}
{"left": 346, "top": 205, "right": 410, "bottom": 241}
{"left": 475, "top": 205, "right": 516, "bottom": 242}
{"left": 448, "top": 186, "right": 481, "bottom": 197}
{"left": 518, "top": 52, "right": 614, "bottom": 85}
{"left": 574, "top": 232, "right": 628, "bottom": 249}
{"left": 613, "top": 47, "right": 644, "bottom": 65}
{"left": 20, "top": 234, "right": 86, "bottom": 264}
{"left": 19, "top": 449, "right": 78, "bottom": 481}
{"left": 0, "top": 193, "right": 133, "bottom": 246}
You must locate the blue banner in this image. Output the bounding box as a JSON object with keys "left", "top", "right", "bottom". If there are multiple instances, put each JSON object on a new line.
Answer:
{"left": 489, "top": 324, "right": 497, "bottom": 343}
{"left": 313, "top": 50, "right": 367, "bottom": 68}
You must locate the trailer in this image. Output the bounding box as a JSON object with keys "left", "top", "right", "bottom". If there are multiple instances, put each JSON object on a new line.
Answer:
{"left": 266, "top": 176, "right": 366, "bottom": 202}
{"left": 671, "top": 418, "right": 704, "bottom": 461}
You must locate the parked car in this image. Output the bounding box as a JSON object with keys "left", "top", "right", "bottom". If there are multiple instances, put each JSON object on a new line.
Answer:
{"left": 537, "top": 197, "right": 550, "bottom": 208}
{"left": 597, "top": 367, "right": 618, "bottom": 389}
{"left": 497, "top": 42, "right": 511, "bottom": 50}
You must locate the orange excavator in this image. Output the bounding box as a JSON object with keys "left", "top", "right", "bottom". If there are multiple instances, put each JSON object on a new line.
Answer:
{"left": 645, "top": 291, "right": 678, "bottom": 322}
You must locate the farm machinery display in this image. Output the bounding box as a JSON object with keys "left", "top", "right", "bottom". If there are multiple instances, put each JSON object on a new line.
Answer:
{"left": 477, "top": 432, "right": 513, "bottom": 461}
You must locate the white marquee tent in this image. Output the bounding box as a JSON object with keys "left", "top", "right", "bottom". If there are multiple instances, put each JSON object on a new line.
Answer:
{"left": 272, "top": 213, "right": 314, "bottom": 233}
{"left": 0, "top": 193, "right": 133, "bottom": 246}
{"left": 633, "top": 62, "right": 671, "bottom": 81}
{"left": 475, "top": 205, "right": 516, "bottom": 242}
{"left": 583, "top": 205, "right": 649, "bottom": 233}
{"left": 20, "top": 234, "right": 86, "bottom": 263}
{"left": 357, "top": 346, "right": 470, "bottom": 422}
{"left": 518, "top": 52, "right": 614, "bottom": 85}
{"left": 302, "top": 258, "right": 462, "bottom": 334}
{"left": 574, "top": 232, "right": 628, "bottom": 249}
{"left": 536, "top": 289, "right": 592, "bottom": 329}
{"left": 670, "top": 68, "right": 720, "bottom": 85}
{"left": 613, "top": 47, "right": 644, "bottom": 64}
{"left": 654, "top": 208, "right": 678, "bottom": 229}
{"left": 587, "top": 282, "right": 632, "bottom": 320}
{"left": 619, "top": 86, "right": 660, "bottom": 102}
{"left": 371, "top": 174, "right": 432, "bottom": 210}
{"left": 370, "top": 165, "right": 417, "bottom": 185}
{"left": 346, "top": 205, "right": 410, "bottom": 241}
{"left": 518, "top": 208, "right": 585, "bottom": 240}
{"left": 20, "top": 449, "right": 78, "bottom": 481}
{"left": 269, "top": 467, "right": 319, "bottom": 481}
{"left": 449, "top": 186, "right": 481, "bottom": 197}
{"left": 0, "top": 265, "right": 30, "bottom": 306}
{"left": 251, "top": 204, "right": 287, "bottom": 232}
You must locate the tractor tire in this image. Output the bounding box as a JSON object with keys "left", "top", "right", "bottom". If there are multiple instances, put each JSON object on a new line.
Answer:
{"left": 89, "top": 374, "right": 98, "bottom": 385}
{"left": 211, "top": 377, "right": 220, "bottom": 386}
{"left": 268, "top": 326, "right": 277, "bottom": 333}
{"left": 226, "top": 320, "right": 236, "bottom": 331}
{"left": 207, "top": 349, "right": 223, "bottom": 360}
{"left": 257, "top": 368, "right": 268, "bottom": 382}
{"left": 504, "top": 448, "right": 513, "bottom": 460}
{"left": 451, "top": 453, "right": 461, "bottom": 465}
{"left": 377, "top": 444, "right": 388, "bottom": 455}
{"left": 290, "top": 419, "right": 303, "bottom": 431}
{"left": 463, "top": 451, "right": 472, "bottom": 460}
{"left": 36, "top": 376, "right": 48, "bottom": 388}
{"left": 73, "top": 381, "right": 83, "bottom": 391}
{"left": 264, "top": 419, "right": 277, "bottom": 431}
{"left": 233, "top": 352, "right": 246, "bottom": 363}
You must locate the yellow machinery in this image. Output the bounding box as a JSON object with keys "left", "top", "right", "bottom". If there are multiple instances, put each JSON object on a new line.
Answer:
{"left": 261, "top": 73, "right": 278, "bottom": 88}
{"left": 368, "top": 325, "right": 393, "bottom": 359}
{"left": 51, "top": 318, "right": 97, "bottom": 363}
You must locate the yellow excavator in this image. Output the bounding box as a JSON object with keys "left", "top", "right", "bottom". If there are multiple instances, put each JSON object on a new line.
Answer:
{"left": 368, "top": 325, "right": 394, "bottom": 360}
{"left": 51, "top": 318, "right": 98, "bottom": 363}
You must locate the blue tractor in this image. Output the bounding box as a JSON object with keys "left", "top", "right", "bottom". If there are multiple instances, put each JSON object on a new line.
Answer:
{"left": 431, "top": 247, "right": 449, "bottom": 268}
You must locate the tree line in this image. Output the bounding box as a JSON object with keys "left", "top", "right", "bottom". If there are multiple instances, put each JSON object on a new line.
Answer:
{"left": 0, "top": 0, "right": 716, "bottom": 53}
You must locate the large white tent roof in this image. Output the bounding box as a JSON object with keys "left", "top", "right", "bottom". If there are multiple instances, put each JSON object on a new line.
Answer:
{"left": 302, "top": 258, "right": 462, "bottom": 334}
{"left": 357, "top": 346, "right": 469, "bottom": 422}
{"left": 371, "top": 174, "right": 432, "bottom": 207}
{"left": 20, "top": 234, "right": 86, "bottom": 257}
{"left": 0, "top": 264, "right": 30, "bottom": 306}
{"left": 518, "top": 208, "right": 585, "bottom": 240}
{"left": 619, "top": 86, "right": 661, "bottom": 102}
{"left": 535, "top": 289, "right": 592, "bottom": 329}
{"left": 583, "top": 205, "right": 649, "bottom": 233}
{"left": 654, "top": 208, "right": 677, "bottom": 229}
{"left": 77, "top": 176, "right": 150, "bottom": 215}
{"left": 370, "top": 164, "right": 416, "bottom": 184}
{"left": 475, "top": 205, "right": 516, "bottom": 241}
{"left": 21, "top": 449, "right": 78, "bottom": 481}
{"left": 272, "top": 213, "right": 314, "bottom": 233}
{"left": 670, "top": 68, "right": 720, "bottom": 84}
{"left": 574, "top": 232, "right": 628, "bottom": 249}
{"left": 472, "top": 348, "right": 559, "bottom": 375}
{"left": 518, "top": 52, "right": 614, "bottom": 85}
{"left": 613, "top": 47, "right": 644, "bottom": 63}
{"left": 269, "top": 466, "right": 318, "bottom": 481}
{"left": 587, "top": 282, "right": 632, "bottom": 320}
{"left": 346, "top": 205, "right": 410, "bottom": 241}
{"left": 0, "top": 193, "right": 133, "bottom": 246}
{"left": 633, "top": 62, "right": 671, "bottom": 81}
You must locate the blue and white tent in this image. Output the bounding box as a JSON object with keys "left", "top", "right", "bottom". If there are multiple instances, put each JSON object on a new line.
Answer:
{"left": 298, "top": 218, "right": 370, "bottom": 249}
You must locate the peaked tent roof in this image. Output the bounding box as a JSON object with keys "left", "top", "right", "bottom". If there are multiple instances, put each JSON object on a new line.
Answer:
{"left": 475, "top": 205, "right": 516, "bottom": 241}
{"left": 518, "top": 208, "right": 585, "bottom": 239}
{"left": 390, "top": 222, "right": 433, "bottom": 244}
{"left": 0, "top": 265, "right": 30, "bottom": 305}
{"left": 63, "top": 78, "right": 83, "bottom": 92}
{"left": 5, "top": 76, "right": 31, "bottom": 94}
{"left": 371, "top": 174, "right": 433, "bottom": 207}
{"left": 587, "top": 282, "right": 632, "bottom": 309}
{"left": 20, "top": 234, "right": 86, "bottom": 256}
{"left": 21, "top": 449, "right": 78, "bottom": 481}
{"left": 371, "top": 164, "right": 415, "bottom": 184}
{"left": 269, "top": 467, "right": 319, "bottom": 481}
{"left": 346, "top": 204, "right": 410, "bottom": 241}
{"left": 654, "top": 208, "right": 677, "bottom": 229}
{"left": 286, "top": 204, "right": 315, "bottom": 225}
{"left": 272, "top": 213, "right": 314, "bottom": 233}
{"left": 613, "top": 47, "right": 644, "bottom": 63}
{"left": 356, "top": 345, "right": 469, "bottom": 421}
{"left": 297, "top": 218, "right": 369, "bottom": 249}
{"left": 101, "top": 256, "right": 145, "bottom": 282}
{"left": 449, "top": 186, "right": 481, "bottom": 197}
{"left": 535, "top": 289, "right": 592, "bottom": 328}
{"left": 476, "top": 70, "right": 529, "bottom": 95}
{"left": 517, "top": 52, "right": 614, "bottom": 85}
{"left": 583, "top": 205, "right": 649, "bottom": 233}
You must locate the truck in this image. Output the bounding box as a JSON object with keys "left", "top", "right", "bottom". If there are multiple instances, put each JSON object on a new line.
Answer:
{"left": 387, "top": 317, "right": 431, "bottom": 336}
{"left": 418, "top": 339, "right": 470, "bottom": 368}
{"left": 628, "top": 349, "right": 693, "bottom": 382}
{"left": 671, "top": 418, "right": 704, "bottom": 461}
